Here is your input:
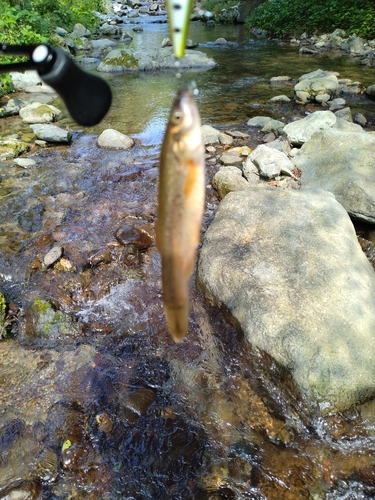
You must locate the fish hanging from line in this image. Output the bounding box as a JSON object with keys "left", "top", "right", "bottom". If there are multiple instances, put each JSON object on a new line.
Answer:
{"left": 156, "top": 89, "right": 205, "bottom": 343}
{"left": 166, "top": 0, "right": 194, "bottom": 58}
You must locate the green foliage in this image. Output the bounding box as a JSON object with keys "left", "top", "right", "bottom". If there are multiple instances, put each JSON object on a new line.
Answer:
{"left": 201, "top": 0, "right": 238, "bottom": 16}
{"left": 0, "top": 0, "right": 105, "bottom": 96}
{"left": 245, "top": 0, "right": 375, "bottom": 38}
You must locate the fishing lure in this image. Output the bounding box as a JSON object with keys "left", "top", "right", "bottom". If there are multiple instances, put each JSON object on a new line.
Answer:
{"left": 166, "top": 0, "right": 194, "bottom": 58}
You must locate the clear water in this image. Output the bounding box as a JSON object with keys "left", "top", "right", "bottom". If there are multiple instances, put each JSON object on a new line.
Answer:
{"left": 1, "top": 17, "right": 375, "bottom": 500}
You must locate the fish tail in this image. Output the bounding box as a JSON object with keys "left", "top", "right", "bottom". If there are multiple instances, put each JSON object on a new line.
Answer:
{"left": 164, "top": 302, "right": 189, "bottom": 343}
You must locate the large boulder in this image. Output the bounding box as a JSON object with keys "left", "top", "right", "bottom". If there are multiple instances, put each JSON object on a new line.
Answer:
{"left": 198, "top": 186, "right": 375, "bottom": 413}
{"left": 283, "top": 110, "right": 362, "bottom": 146}
{"left": 19, "top": 102, "right": 62, "bottom": 124}
{"left": 294, "top": 129, "right": 375, "bottom": 223}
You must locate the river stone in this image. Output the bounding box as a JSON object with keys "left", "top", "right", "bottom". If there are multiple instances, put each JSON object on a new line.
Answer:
{"left": 9, "top": 70, "right": 42, "bottom": 91}
{"left": 268, "top": 95, "right": 291, "bottom": 103}
{"left": 247, "top": 116, "right": 272, "bottom": 128}
{"left": 329, "top": 97, "right": 346, "bottom": 111}
{"left": 334, "top": 107, "right": 352, "bottom": 122}
{"left": 212, "top": 167, "right": 249, "bottom": 199}
{"left": 294, "top": 129, "right": 375, "bottom": 223}
{"left": 219, "top": 152, "right": 242, "bottom": 165}
{"left": 19, "top": 102, "right": 62, "bottom": 124}
{"left": 30, "top": 124, "right": 72, "bottom": 143}
{"left": 366, "top": 84, "right": 375, "bottom": 98}
{"left": 249, "top": 144, "right": 294, "bottom": 179}
{"left": 283, "top": 111, "right": 337, "bottom": 145}
{"left": 0, "top": 138, "right": 29, "bottom": 159}
{"left": 202, "top": 125, "right": 220, "bottom": 144}
{"left": 97, "top": 129, "right": 134, "bottom": 149}
{"left": 260, "top": 119, "right": 285, "bottom": 136}
{"left": 14, "top": 158, "right": 37, "bottom": 168}
{"left": 198, "top": 186, "right": 375, "bottom": 413}
{"left": 294, "top": 72, "right": 339, "bottom": 104}
{"left": 0, "top": 98, "right": 28, "bottom": 117}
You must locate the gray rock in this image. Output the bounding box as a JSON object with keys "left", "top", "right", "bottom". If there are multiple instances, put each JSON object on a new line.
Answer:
{"left": 247, "top": 116, "right": 272, "bottom": 128}
{"left": 249, "top": 144, "right": 294, "bottom": 179}
{"left": 0, "top": 138, "right": 29, "bottom": 159}
{"left": 334, "top": 107, "right": 352, "bottom": 122}
{"left": 218, "top": 132, "right": 233, "bottom": 146}
{"left": 329, "top": 97, "right": 346, "bottom": 111}
{"left": 198, "top": 186, "right": 375, "bottom": 412}
{"left": 283, "top": 110, "right": 337, "bottom": 145}
{"left": 353, "top": 112, "right": 367, "bottom": 127}
{"left": 0, "top": 98, "right": 28, "bottom": 117}
{"left": 97, "top": 129, "right": 134, "bottom": 149}
{"left": 366, "top": 84, "right": 375, "bottom": 98}
{"left": 212, "top": 167, "right": 249, "bottom": 199}
{"left": 9, "top": 70, "right": 42, "bottom": 91}
{"left": 270, "top": 75, "right": 291, "bottom": 82}
{"left": 201, "top": 125, "right": 220, "bottom": 145}
{"left": 219, "top": 152, "right": 242, "bottom": 165}
{"left": 97, "top": 47, "right": 215, "bottom": 72}
{"left": 294, "top": 129, "right": 375, "bottom": 223}
{"left": 19, "top": 102, "right": 62, "bottom": 124}
{"left": 30, "top": 124, "right": 72, "bottom": 143}
{"left": 71, "top": 23, "right": 91, "bottom": 37}
{"left": 14, "top": 158, "right": 37, "bottom": 168}
{"left": 260, "top": 118, "right": 285, "bottom": 136}
{"left": 294, "top": 73, "right": 339, "bottom": 104}
{"left": 268, "top": 95, "right": 291, "bottom": 103}
{"left": 92, "top": 38, "right": 118, "bottom": 50}
{"left": 243, "top": 157, "right": 261, "bottom": 184}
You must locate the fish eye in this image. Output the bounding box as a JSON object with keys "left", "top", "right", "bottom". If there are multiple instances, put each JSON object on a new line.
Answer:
{"left": 173, "top": 111, "right": 183, "bottom": 122}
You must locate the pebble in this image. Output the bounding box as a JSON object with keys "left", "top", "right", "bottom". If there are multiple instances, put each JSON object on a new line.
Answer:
{"left": 14, "top": 158, "right": 37, "bottom": 168}
{"left": 43, "top": 246, "right": 63, "bottom": 268}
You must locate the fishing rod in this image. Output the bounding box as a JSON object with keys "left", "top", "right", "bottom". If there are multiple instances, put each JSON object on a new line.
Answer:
{"left": 0, "top": 43, "right": 112, "bottom": 126}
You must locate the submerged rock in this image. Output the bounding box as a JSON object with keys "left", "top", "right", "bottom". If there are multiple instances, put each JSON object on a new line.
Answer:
{"left": 198, "top": 186, "right": 375, "bottom": 413}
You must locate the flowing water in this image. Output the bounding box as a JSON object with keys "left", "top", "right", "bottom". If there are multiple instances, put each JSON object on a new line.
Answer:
{"left": 1, "top": 16, "right": 375, "bottom": 500}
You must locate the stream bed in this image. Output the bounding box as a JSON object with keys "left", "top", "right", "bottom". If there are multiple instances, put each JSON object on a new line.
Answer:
{"left": 1, "top": 16, "right": 375, "bottom": 500}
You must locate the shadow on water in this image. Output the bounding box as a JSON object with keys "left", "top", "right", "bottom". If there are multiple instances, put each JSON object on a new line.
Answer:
{"left": 2, "top": 17, "right": 375, "bottom": 500}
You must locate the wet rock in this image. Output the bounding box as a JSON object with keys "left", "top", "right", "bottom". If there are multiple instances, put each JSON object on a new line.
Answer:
{"left": 29, "top": 124, "right": 72, "bottom": 143}
{"left": 294, "top": 129, "right": 375, "bottom": 223}
{"left": 0, "top": 481, "right": 42, "bottom": 500}
{"left": 0, "top": 98, "right": 28, "bottom": 117}
{"left": 97, "top": 47, "right": 215, "bottom": 73}
{"left": 13, "top": 158, "right": 37, "bottom": 168}
{"left": 43, "top": 245, "right": 63, "bottom": 268}
{"left": 248, "top": 144, "right": 294, "bottom": 180}
{"left": 27, "top": 299, "right": 82, "bottom": 339}
{"left": 0, "top": 138, "right": 29, "bottom": 160}
{"left": 198, "top": 186, "right": 375, "bottom": 413}
{"left": 247, "top": 116, "right": 272, "bottom": 128}
{"left": 201, "top": 124, "right": 220, "bottom": 144}
{"left": 115, "top": 221, "right": 154, "bottom": 250}
{"left": 17, "top": 202, "right": 45, "bottom": 232}
{"left": 97, "top": 129, "right": 134, "bottom": 149}
{"left": 212, "top": 167, "right": 249, "bottom": 199}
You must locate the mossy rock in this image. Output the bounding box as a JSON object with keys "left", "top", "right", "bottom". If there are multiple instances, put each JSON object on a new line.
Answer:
{"left": 0, "top": 139, "right": 29, "bottom": 159}
{"left": 0, "top": 292, "right": 6, "bottom": 337}
{"left": 29, "top": 299, "right": 81, "bottom": 339}
{"left": 99, "top": 49, "right": 139, "bottom": 72}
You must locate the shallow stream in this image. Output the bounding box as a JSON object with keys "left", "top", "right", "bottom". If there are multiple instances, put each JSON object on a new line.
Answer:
{"left": 1, "top": 16, "right": 375, "bottom": 500}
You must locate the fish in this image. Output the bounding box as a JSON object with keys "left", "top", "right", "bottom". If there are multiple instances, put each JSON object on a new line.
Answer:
{"left": 166, "top": 0, "right": 194, "bottom": 59}
{"left": 156, "top": 89, "right": 205, "bottom": 343}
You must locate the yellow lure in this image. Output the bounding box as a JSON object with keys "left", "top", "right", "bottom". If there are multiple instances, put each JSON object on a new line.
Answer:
{"left": 166, "top": 0, "right": 194, "bottom": 59}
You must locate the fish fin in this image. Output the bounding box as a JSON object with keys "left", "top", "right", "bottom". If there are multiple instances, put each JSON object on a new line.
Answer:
{"left": 164, "top": 302, "right": 189, "bottom": 343}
